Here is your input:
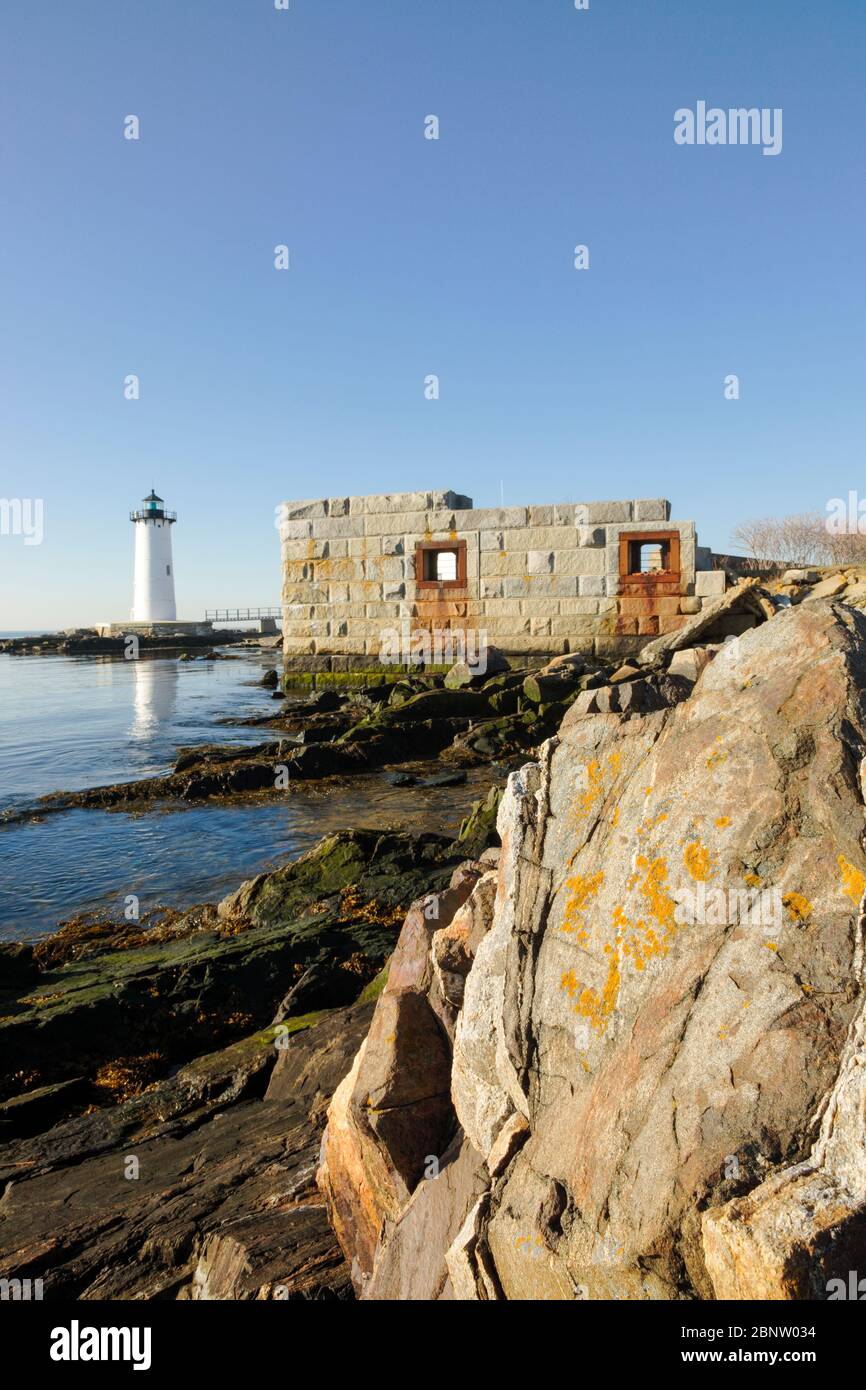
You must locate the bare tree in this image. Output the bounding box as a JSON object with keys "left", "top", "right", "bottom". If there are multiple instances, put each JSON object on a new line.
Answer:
{"left": 730, "top": 511, "right": 866, "bottom": 570}
{"left": 823, "top": 527, "right": 866, "bottom": 566}
{"left": 730, "top": 517, "right": 782, "bottom": 570}
{"left": 777, "top": 513, "right": 825, "bottom": 567}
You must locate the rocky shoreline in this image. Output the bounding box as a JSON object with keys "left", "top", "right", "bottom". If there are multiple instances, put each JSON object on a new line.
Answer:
{"left": 0, "top": 821, "right": 499, "bottom": 1296}
{"left": 4, "top": 581, "right": 866, "bottom": 1299}
{"left": 0, "top": 628, "right": 262, "bottom": 657}
{"left": 0, "top": 635, "right": 653, "bottom": 1296}
{"left": 2, "top": 650, "right": 612, "bottom": 822}
{"left": 0, "top": 721, "right": 503, "bottom": 1296}
{"left": 0, "top": 781, "right": 504, "bottom": 1296}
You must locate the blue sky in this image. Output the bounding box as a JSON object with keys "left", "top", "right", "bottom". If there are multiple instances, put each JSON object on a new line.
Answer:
{"left": 1, "top": 0, "right": 864, "bottom": 628}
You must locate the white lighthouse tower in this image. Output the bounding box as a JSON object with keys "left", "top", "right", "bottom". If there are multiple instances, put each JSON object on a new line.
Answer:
{"left": 130, "top": 490, "right": 177, "bottom": 622}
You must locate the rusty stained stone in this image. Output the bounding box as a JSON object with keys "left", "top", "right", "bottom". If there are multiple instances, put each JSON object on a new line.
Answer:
{"left": 614, "top": 529, "right": 687, "bottom": 639}
{"left": 410, "top": 598, "right": 470, "bottom": 634}
{"left": 615, "top": 580, "right": 687, "bottom": 639}
{"left": 282, "top": 496, "right": 701, "bottom": 665}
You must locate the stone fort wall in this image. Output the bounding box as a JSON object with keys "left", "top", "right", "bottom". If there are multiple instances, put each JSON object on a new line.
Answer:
{"left": 279, "top": 490, "right": 724, "bottom": 671}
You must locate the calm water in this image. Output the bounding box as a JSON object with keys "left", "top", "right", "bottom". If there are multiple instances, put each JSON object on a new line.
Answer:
{"left": 0, "top": 649, "right": 491, "bottom": 940}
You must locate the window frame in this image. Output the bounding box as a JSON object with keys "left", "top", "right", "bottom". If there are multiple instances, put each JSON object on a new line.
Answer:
{"left": 415, "top": 539, "right": 468, "bottom": 591}
{"left": 619, "top": 530, "right": 681, "bottom": 581}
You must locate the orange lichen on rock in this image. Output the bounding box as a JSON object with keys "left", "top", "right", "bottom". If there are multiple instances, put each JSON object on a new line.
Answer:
{"left": 684, "top": 839, "right": 714, "bottom": 882}
{"left": 637, "top": 854, "right": 677, "bottom": 933}
{"left": 782, "top": 891, "right": 812, "bottom": 924}
{"left": 637, "top": 809, "right": 668, "bottom": 840}
{"left": 573, "top": 934, "right": 623, "bottom": 1035}
{"left": 560, "top": 855, "right": 683, "bottom": 1035}
{"left": 561, "top": 870, "right": 604, "bottom": 940}
{"left": 572, "top": 754, "right": 622, "bottom": 824}
{"left": 838, "top": 854, "right": 866, "bottom": 906}
{"left": 561, "top": 968, "right": 579, "bottom": 997}
{"left": 576, "top": 760, "right": 603, "bottom": 816}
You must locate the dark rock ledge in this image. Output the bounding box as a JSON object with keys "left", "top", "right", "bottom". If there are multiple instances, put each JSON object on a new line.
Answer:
{"left": 3, "top": 659, "right": 686, "bottom": 822}
{"left": 0, "top": 802, "right": 500, "bottom": 1300}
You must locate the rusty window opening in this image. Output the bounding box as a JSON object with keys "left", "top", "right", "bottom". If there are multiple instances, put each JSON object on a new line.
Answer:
{"left": 415, "top": 540, "right": 467, "bottom": 590}
{"left": 631, "top": 540, "right": 669, "bottom": 573}
{"left": 619, "top": 531, "right": 681, "bottom": 580}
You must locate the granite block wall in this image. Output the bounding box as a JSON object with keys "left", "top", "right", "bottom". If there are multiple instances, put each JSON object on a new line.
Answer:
{"left": 279, "top": 491, "right": 704, "bottom": 671}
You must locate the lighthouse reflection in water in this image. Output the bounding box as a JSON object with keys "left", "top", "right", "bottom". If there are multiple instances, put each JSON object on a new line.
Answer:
{"left": 131, "top": 656, "right": 179, "bottom": 740}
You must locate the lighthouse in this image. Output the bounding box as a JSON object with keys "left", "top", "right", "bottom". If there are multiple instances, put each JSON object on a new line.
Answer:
{"left": 130, "top": 490, "right": 177, "bottom": 622}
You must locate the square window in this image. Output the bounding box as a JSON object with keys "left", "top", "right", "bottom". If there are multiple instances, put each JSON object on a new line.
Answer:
{"left": 416, "top": 540, "right": 466, "bottom": 590}
{"left": 618, "top": 531, "right": 681, "bottom": 582}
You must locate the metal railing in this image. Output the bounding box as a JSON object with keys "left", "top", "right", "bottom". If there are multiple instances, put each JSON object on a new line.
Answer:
{"left": 205, "top": 607, "right": 282, "bottom": 621}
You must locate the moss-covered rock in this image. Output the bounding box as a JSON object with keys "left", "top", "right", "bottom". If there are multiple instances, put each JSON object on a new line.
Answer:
{"left": 0, "top": 828, "right": 473, "bottom": 1108}
{"left": 350, "top": 687, "right": 493, "bottom": 729}
{"left": 457, "top": 785, "right": 502, "bottom": 858}
{"left": 522, "top": 671, "right": 585, "bottom": 705}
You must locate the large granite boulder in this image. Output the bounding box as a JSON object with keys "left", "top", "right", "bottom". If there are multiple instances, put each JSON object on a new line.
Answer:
{"left": 312, "top": 600, "right": 866, "bottom": 1299}
{"left": 447, "top": 600, "right": 866, "bottom": 1298}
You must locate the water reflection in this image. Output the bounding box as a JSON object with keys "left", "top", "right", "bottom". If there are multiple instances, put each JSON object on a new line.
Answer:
{"left": 131, "top": 657, "right": 179, "bottom": 740}
{"left": 0, "top": 768, "right": 497, "bottom": 939}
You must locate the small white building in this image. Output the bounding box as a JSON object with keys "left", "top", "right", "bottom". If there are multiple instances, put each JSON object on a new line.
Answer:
{"left": 131, "top": 490, "right": 177, "bottom": 622}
